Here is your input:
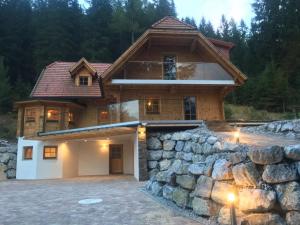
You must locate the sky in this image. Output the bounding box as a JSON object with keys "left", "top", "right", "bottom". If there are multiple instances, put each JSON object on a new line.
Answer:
{"left": 79, "top": 0, "right": 255, "bottom": 29}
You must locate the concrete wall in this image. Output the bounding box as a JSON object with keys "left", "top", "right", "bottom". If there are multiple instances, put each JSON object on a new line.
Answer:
{"left": 78, "top": 141, "right": 109, "bottom": 176}
{"left": 16, "top": 134, "right": 136, "bottom": 179}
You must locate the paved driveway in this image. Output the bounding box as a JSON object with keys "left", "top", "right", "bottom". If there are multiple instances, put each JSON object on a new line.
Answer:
{"left": 0, "top": 176, "right": 202, "bottom": 225}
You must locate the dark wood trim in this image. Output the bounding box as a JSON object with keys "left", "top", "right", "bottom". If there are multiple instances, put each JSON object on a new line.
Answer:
{"left": 23, "top": 146, "right": 33, "bottom": 160}
{"left": 43, "top": 146, "right": 58, "bottom": 160}
{"left": 20, "top": 107, "right": 25, "bottom": 137}
{"left": 109, "top": 144, "right": 123, "bottom": 174}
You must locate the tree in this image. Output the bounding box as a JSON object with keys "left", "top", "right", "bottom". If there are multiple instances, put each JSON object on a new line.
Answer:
{"left": 0, "top": 57, "right": 11, "bottom": 113}
{"left": 198, "top": 17, "right": 216, "bottom": 38}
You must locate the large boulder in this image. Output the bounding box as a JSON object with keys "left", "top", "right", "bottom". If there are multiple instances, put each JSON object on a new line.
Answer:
{"left": 182, "top": 152, "right": 193, "bottom": 161}
{"left": 188, "top": 162, "right": 213, "bottom": 176}
{"left": 175, "top": 141, "right": 185, "bottom": 151}
{"left": 148, "top": 150, "right": 163, "bottom": 161}
{"left": 286, "top": 211, "right": 300, "bottom": 225}
{"left": 275, "top": 182, "right": 300, "bottom": 211}
{"left": 163, "top": 140, "right": 176, "bottom": 151}
{"left": 192, "top": 197, "right": 220, "bottom": 216}
{"left": 183, "top": 141, "right": 193, "bottom": 152}
{"left": 211, "top": 182, "right": 235, "bottom": 205}
{"left": 156, "top": 171, "right": 172, "bottom": 183}
{"left": 212, "top": 159, "right": 233, "bottom": 181}
{"left": 6, "top": 169, "right": 16, "bottom": 179}
{"left": 171, "top": 132, "right": 192, "bottom": 141}
{"left": 193, "top": 175, "right": 213, "bottom": 198}
{"left": 162, "top": 185, "right": 175, "bottom": 200}
{"left": 262, "top": 163, "right": 298, "bottom": 184}
{"left": 284, "top": 144, "right": 300, "bottom": 160}
{"left": 0, "top": 153, "right": 10, "bottom": 164}
{"left": 170, "top": 160, "right": 189, "bottom": 175}
{"left": 207, "top": 136, "right": 218, "bottom": 145}
{"left": 238, "top": 189, "right": 276, "bottom": 212}
{"left": 228, "top": 151, "right": 247, "bottom": 165}
{"left": 248, "top": 146, "right": 284, "bottom": 165}
{"left": 159, "top": 159, "right": 172, "bottom": 171}
{"left": 218, "top": 206, "right": 245, "bottom": 225}
{"left": 241, "top": 213, "right": 286, "bottom": 225}
{"left": 162, "top": 151, "right": 176, "bottom": 159}
{"left": 150, "top": 181, "right": 163, "bottom": 196}
{"left": 176, "top": 175, "right": 195, "bottom": 190}
{"left": 172, "top": 187, "right": 190, "bottom": 208}
{"left": 232, "top": 162, "right": 260, "bottom": 187}
{"left": 0, "top": 164, "right": 7, "bottom": 180}
{"left": 147, "top": 137, "right": 162, "bottom": 150}
{"left": 148, "top": 161, "right": 158, "bottom": 169}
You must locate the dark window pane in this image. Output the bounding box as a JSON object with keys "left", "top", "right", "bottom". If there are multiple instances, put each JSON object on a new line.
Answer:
{"left": 184, "top": 97, "right": 196, "bottom": 120}
{"left": 163, "top": 56, "right": 176, "bottom": 80}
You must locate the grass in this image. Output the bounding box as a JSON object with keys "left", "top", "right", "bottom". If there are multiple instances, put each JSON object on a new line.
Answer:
{"left": 0, "top": 112, "right": 17, "bottom": 142}
{"left": 224, "top": 104, "right": 293, "bottom": 121}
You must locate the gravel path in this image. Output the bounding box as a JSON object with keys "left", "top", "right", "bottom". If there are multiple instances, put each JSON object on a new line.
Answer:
{"left": 0, "top": 176, "right": 204, "bottom": 225}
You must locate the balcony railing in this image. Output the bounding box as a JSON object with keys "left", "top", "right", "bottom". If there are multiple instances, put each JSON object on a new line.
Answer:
{"left": 123, "top": 61, "right": 233, "bottom": 80}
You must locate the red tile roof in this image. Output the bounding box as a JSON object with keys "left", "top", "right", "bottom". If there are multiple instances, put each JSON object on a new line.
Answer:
{"left": 31, "top": 62, "right": 111, "bottom": 98}
{"left": 151, "top": 16, "right": 197, "bottom": 30}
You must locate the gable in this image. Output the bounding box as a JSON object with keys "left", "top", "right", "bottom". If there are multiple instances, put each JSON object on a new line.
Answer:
{"left": 151, "top": 16, "right": 197, "bottom": 30}
{"left": 102, "top": 30, "right": 247, "bottom": 85}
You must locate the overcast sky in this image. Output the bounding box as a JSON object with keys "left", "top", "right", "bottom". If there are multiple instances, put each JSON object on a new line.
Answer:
{"left": 79, "top": 0, "right": 255, "bottom": 28}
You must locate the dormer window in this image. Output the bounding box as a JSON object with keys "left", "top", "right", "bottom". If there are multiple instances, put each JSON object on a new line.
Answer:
{"left": 79, "top": 76, "right": 89, "bottom": 86}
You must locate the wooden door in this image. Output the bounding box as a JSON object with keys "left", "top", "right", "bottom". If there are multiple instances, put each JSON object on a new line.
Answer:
{"left": 109, "top": 144, "right": 123, "bottom": 174}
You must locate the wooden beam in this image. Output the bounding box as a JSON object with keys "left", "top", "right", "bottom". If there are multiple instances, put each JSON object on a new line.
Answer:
{"left": 190, "top": 39, "right": 197, "bottom": 52}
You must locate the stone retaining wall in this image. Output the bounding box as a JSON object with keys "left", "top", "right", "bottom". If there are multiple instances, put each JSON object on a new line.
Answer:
{"left": 243, "top": 119, "right": 300, "bottom": 139}
{"left": 0, "top": 140, "right": 17, "bottom": 180}
{"left": 145, "top": 123, "right": 300, "bottom": 225}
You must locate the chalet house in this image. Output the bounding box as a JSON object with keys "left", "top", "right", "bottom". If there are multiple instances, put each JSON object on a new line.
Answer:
{"left": 15, "top": 17, "right": 247, "bottom": 181}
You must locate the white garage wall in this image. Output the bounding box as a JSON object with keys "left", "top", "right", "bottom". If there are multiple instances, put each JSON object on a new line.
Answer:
{"left": 17, "top": 133, "right": 137, "bottom": 179}
{"left": 16, "top": 137, "right": 40, "bottom": 179}
{"left": 78, "top": 141, "right": 109, "bottom": 176}
{"left": 61, "top": 142, "right": 79, "bottom": 178}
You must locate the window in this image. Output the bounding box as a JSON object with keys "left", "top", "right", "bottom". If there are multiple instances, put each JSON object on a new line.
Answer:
{"left": 145, "top": 99, "right": 160, "bottom": 114}
{"left": 23, "top": 146, "right": 33, "bottom": 160}
{"left": 99, "top": 110, "right": 109, "bottom": 121}
{"left": 47, "top": 108, "right": 60, "bottom": 122}
{"left": 43, "top": 146, "right": 58, "bottom": 159}
{"left": 25, "top": 108, "right": 36, "bottom": 123}
{"left": 79, "top": 76, "right": 89, "bottom": 86}
{"left": 184, "top": 96, "right": 197, "bottom": 120}
{"left": 163, "top": 55, "right": 176, "bottom": 80}
{"left": 68, "top": 112, "right": 74, "bottom": 123}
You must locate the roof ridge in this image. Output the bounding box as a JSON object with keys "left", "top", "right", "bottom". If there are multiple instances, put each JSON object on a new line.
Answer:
{"left": 151, "top": 16, "right": 197, "bottom": 30}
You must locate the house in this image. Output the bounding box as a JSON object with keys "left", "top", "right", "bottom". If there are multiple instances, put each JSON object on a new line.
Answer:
{"left": 15, "top": 17, "right": 247, "bottom": 181}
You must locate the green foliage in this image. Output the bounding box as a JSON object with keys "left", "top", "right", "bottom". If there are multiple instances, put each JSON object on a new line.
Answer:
{"left": 0, "top": 0, "right": 299, "bottom": 117}
{"left": 0, "top": 57, "right": 11, "bottom": 113}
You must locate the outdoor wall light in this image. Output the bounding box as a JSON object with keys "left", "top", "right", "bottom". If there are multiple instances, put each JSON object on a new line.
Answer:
{"left": 234, "top": 130, "right": 240, "bottom": 144}
{"left": 228, "top": 193, "right": 237, "bottom": 225}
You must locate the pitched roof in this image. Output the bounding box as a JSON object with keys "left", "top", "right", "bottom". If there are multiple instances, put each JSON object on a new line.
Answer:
{"left": 151, "top": 16, "right": 197, "bottom": 30}
{"left": 31, "top": 61, "right": 111, "bottom": 98}
{"left": 69, "top": 57, "right": 97, "bottom": 78}
{"left": 102, "top": 30, "right": 247, "bottom": 85}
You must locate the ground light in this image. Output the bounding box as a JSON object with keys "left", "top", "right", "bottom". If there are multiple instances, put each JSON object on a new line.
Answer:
{"left": 234, "top": 130, "right": 240, "bottom": 144}
{"left": 228, "top": 193, "right": 237, "bottom": 225}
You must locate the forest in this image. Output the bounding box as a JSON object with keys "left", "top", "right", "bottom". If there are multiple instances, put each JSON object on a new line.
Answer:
{"left": 0, "top": 0, "right": 299, "bottom": 115}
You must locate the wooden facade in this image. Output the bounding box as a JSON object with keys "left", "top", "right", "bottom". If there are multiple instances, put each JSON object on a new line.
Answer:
{"left": 15, "top": 17, "right": 247, "bottom": 138}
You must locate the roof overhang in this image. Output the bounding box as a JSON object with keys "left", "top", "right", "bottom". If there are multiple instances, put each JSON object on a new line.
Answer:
{"left": 27, "top": 121, "right": 140, "bottom": 141}
{"left": 102, "top": 29, "right": 247, "bottom": 85}
{"left": 14, "top": 99, "right": 86, "bottom": 109}
{"left": 111, "top": 79, "right": 235, "bottom": 86}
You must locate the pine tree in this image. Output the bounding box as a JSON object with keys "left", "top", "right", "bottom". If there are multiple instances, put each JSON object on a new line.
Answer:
{"left": 0, "top": 57, "right": 11, "bottom": 113}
